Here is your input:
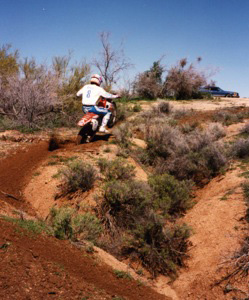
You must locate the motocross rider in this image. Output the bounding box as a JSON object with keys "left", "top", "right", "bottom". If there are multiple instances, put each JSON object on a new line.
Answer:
{"left": 76, "top": 74, "right": 119, "bottom": 133}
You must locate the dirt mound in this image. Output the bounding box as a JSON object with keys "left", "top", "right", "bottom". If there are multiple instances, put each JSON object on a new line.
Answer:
{"left": 172, "top": 168, "right": 247, "bottom": 299}
{"left": 0, "top": 219, "right": 167, "bottom": 300}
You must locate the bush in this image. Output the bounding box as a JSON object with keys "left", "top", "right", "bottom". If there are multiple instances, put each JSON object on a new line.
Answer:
{"left": 133, "top": 60, "right": 164, "bottom": 100}
{"left": 49, "top": 207, "right": 74, "bottom": 239}
{"left": 99, "top": 177, "right": 192, "bottom": 278}
{"left": 98, "top": 158, "right": 135, "bottom": 181}
{"left": 145, "top": 123, "right": 227, "bottom": 183}
{"left": 232, "top": 138, "right": 249, "bottom": 159}
{"left": 212, "top": 110, "right": 244, "bottom": 125}
{"left": 49, "top": 207, "right": 102, "bottom": 242}
{"left": 149, "top": 173, "right": 193, "bottom": 216}
{"left": 103, "top": 180, "right": 153, "bottom": 229}
{"left": 163, "top": 58, "right": 206, "bottom": 100}
{"left": 206, "top": 123, "right": 226, "bottom": 140}
{"left": 173, "top": 108, "right": 193, "bottom": 119}
{"left": 0, "top": 68, "right": 59, "bottom": 128}
{"left": 123, "top": 218, "right": 191, "bottom": 278}
{"left": 72, "top": 213, "right": 103, "bottom": 243}
{"left": 163, "top": 142, "right": 227, "bottom": 182}
{"left": 141, "top": 102, "right": 172, "bottom": 121}
{"left": 157, "top": 101, "right": 172, "bottom": 114}
{"left": 146, "top": 124, "right": 189, "bottom": 161}
{"left": 60, "top": 160, "right": 97, "bottom": 193}
{"left": 116, "top": 102, "right": 130, "bottom": 122}
{"left": 113, "top": 270, "right": 132, "bottom": 280}
{"left": 113, "top": 123, "right": 132, "bottom": 148}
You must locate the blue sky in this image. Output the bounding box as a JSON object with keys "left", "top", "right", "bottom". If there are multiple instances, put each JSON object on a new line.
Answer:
{"left": 1, "top": 0, "right": 249, "bottom": 96}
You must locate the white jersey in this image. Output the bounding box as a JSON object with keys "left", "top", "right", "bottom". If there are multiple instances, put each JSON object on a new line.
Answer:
{"left": 77, "top": 84, "right": 117, "bottom": 105}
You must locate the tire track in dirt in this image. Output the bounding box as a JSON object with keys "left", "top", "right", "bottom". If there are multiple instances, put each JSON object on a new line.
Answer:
{"left": 0, "top": 141, "right": 50, "bottom": 214}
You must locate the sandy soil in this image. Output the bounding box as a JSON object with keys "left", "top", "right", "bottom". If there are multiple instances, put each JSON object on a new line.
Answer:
{"left": 172, "top": 168, "right": 247, "bottom": 299}
{"left": 169, "top": 97, "right": 249, "bottom": 111}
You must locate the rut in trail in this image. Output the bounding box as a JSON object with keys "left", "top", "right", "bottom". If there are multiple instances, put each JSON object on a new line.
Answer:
{"left": 0, "top": 142, "right": 50, "bottom": 214}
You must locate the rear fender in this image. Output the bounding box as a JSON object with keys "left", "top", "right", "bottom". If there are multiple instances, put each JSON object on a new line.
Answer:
{"left": 77, "top": 113, "right": 99, "bottom": 127}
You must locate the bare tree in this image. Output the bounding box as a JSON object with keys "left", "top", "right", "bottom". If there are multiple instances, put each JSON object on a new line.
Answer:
{"left": 93, "top": 32, "right": 132, "bottom": 89}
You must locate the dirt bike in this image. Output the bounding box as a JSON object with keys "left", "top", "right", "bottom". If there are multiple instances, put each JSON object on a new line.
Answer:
{"left": 76, "top": 98, "right": 117, "bottom": 144}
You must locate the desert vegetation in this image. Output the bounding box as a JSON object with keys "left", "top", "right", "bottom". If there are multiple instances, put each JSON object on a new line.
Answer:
{"left": 97, "top": 159, "right": 192, "bottom": 277}
{"left": 128, "top": 102, "right": 228, "bottom": 185}
{"left": 133, "top": 57, "right": 212, "bottom": 100}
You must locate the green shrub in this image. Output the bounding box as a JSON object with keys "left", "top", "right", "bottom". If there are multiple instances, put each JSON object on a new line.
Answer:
{"left": 72, "top": 213, "right": 103, "bottom": 243}
{"left": 99, "top": 178, "right": 191, "bottom": 278}
{"left": 49, "top": 207, "right": 102, "bottom": 242}
{"left": 60, "top": 160, "right": 97, "bottom": 193}
{"left": 159, "top": 142, "right": 227, "bottom": 183}
{"left": 103, "top": 180, "right": 153, "bottom": 229}
{"left": 146, "top": 124, "right": 188, "bottom": 161}
{"left": 49, "top": 207, "right": 74, "bottom": 239}
{"left": 149, "top": 173, "right": 193, "bottom": 216}
{"left": 113, "top": 270, "right": 132, "bottom": 280}
{"left": 116, "top": 147, "right": 130, "bottom": 158}
{"left": 98, "top": 158, "right": 135, "bottom": 181}
{"left": 123, "top": 218, "right": 191, "bottom": 278}
{"left": 173, "top": 108, "right": 193, "bottom": 119}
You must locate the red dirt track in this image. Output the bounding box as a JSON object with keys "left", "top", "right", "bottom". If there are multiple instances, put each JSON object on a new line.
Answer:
{"left": 0, "top": 219, "right": 167, "bottom": 300}
{"left": 0, "top": 141, "right": 50, "bottom": 214}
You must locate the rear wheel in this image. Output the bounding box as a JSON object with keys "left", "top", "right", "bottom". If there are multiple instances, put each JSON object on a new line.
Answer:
{"left": 76, "top": 124, "right": 93, "bottom": 145}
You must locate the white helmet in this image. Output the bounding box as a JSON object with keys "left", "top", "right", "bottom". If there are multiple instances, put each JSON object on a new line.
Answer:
{"left": 90, "top": 74, "right": 103, "bottom": 86}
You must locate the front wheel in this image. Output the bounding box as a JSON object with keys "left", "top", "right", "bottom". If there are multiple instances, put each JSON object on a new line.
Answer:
{"left": 107, "top": 102, "right": 117, "bottom": 128}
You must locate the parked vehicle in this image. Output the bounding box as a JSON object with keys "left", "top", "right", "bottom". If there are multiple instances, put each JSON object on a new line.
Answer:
{"left": 199, "top": 86, "right": 239, "bottom": 98}
{"left": 76, "top": 98, "right": 117, "bottom": 144}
